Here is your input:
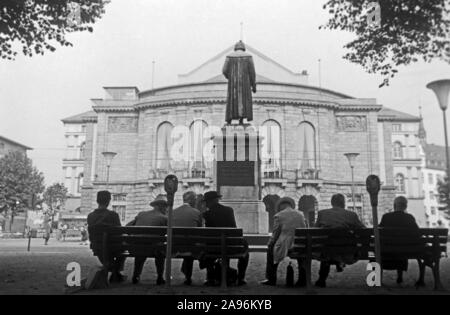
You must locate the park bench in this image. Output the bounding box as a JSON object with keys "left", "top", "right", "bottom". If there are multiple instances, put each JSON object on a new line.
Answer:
{"left": 288, "top": 228, "right": 448, "bottom": 290}
{"left": 89, "top": 226, "right": 248, "bottom": 287}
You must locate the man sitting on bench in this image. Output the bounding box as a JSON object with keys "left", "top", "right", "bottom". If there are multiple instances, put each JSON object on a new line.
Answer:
{"left": 127, "top": 194, "right": 168, "bottom": 285}
{"left": 172, "top": 191, "right": 203, "bottom": 285}
{"left": 87, "top": 191, "right": 125, "bottom": 283}
{"left": 379, "top": 196, "right": 419, "bottom": 285}
{"left": 202, "top": 191, "right": 249, "bottom": 286}
{"left": 314, "top": 193, "right": 365, "bottom": 288}
{"left": 260, "top": 197, "right": 307, "bottom": 287}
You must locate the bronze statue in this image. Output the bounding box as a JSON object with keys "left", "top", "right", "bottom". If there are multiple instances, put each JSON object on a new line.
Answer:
{"left": 222, "top": 41, "right": 256, "bottom": 124}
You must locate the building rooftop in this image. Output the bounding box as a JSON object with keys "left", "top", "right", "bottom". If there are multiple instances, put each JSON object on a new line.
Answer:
{"left": 0, "top": 135, "right": 32, "bottom": 150}
{"left": 61, "top": 110, "right": 97, "bottom": 123}
{"left": 378, "top": 107, "right": 421, "bottom": 122}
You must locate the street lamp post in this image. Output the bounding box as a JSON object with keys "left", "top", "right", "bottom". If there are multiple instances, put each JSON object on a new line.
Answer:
{"left": 427, "top": 80, "right": 450, "bottom": 208}
{"left": 344, "top": 153, "right": 360, "bottom": 219}
{"left": 102, "top": 152, "right": 117, "bottom": 190}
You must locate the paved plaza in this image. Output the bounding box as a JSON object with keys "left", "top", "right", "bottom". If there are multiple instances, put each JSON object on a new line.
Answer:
{"left": 1, "top": 238, "right": 449, "bottom": 295}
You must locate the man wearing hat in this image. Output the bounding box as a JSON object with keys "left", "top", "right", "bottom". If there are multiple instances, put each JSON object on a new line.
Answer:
{"left": 202, "top": 191, "right": 236, "bottom": 228}
{"left": 127, "top": 194, "right": 168, "bottom": 285}
{"left": 260, "top": 197, "right": 307, "bottom": 286}
{"left": 202, "top": 191, "right": 249, "bottom": 286}
{"left": 87, "top": 191, "right": 126, "bottom": 283}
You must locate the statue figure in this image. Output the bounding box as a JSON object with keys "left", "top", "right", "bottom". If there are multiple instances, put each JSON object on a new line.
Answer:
{"left": 222, "top": 40, "right": 256, "bottom": 124}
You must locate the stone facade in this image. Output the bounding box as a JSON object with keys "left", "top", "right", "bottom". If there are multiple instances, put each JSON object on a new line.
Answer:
{"left": 378, "top": 108, "right": 426, "bottom": 226}
{"left": 67, "top": 45, "right": 405, "bottom": 232}
{"left": 78, "top": 81, "right": 397, "bottom": 230}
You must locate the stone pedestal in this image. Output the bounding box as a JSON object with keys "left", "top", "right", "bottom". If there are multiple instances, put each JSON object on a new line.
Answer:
{"left": 213, "top": 124, "right": 268, "bottom": 234}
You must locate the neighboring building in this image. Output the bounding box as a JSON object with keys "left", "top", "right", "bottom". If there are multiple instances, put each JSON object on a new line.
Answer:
{"left": 421, "top": 143, "right": 449, "bottom": 228}
{"left": 377, "top": 108, "right": 426, "bottom": 226}
{"left": 0, "top": 135, "right": 32, "bottom": 158}
{"left": 64, "top": 43, "right": 420, "bottom": 232}
{"left": 60, "top": 111, "right": 96, "bottom": 217}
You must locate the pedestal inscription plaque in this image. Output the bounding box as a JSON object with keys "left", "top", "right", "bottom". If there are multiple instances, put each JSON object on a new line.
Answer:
{"left": 217, "top": 161, "right": 255, "bottom": 188}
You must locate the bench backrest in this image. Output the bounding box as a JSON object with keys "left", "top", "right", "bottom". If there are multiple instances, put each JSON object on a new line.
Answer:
{"left": 90, "top": 226, "right": 246, "bottom": 258}
{"left": 293, "top": 228, "right": 448, "bottom": 259}
{"left": 379, "top": 228, "right": 448, "bottom": 258}
{"left": 294, "top": 228, "right": 372, "bottom": 258}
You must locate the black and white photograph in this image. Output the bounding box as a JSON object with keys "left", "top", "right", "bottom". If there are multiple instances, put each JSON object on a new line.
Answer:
{"left": 1, "top": 0, "right": 450, "bottom": 301}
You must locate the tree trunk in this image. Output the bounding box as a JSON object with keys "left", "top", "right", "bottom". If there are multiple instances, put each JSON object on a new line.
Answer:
{"left": 9, "top": 213, "right": 14, "bottom": 232}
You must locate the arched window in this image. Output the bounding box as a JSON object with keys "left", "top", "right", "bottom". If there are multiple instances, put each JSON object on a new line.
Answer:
{"left": 393, "top": 141, "right": 403, "bottom": 159}
{"left": 395, "top": 173, "right": 405, "bottom": 193}
{"left": 261, "top": 120, "right": 281, "bottom": 178}
{"left": 156, "top": 122, "right": 174, "bottom": 171}
{"left": 297, "top": 122, "right": 316, "bottom": 170}
{"left": 189, "top": 120, "right": 208, "bottom": 177}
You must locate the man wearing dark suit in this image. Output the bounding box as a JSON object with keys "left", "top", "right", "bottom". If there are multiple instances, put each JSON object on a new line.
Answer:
{"left": 172, "top": 191, "right": 203, "bottom": 285}
{"left": 202, "top": 191, "right": 249, "bottom": 286}
{"left": 315, "top": 193, "right": 365, "bottom": 288}
{"left": 127, "top": 195, "right": 168, "bottom": 285}
{"left": 203, "top": 192, "right": 237, "bottom": 228}
{"left": 379, "top": 196, "right": 419, "bottom": 284}
{"left": 87, "top": 191, "right": 125, "bottom": 283}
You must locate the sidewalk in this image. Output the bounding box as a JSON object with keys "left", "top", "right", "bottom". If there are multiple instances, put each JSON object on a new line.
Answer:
{"left": 1, "top": 239, "right": 449, "bottom": 295}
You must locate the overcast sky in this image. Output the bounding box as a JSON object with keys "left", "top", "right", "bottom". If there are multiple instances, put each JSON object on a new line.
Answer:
{"left": 0, "top": 0, "right": 449, "bottom": 185}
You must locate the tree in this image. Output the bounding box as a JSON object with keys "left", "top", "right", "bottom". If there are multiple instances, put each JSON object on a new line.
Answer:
{"left": 0, "top": 151, "right": 45, "bottom": 231}
{"left": 437, "top": 177, "right": 450, "bottom": 218}
{"left": 43, "top": 183, "right": 68, "bottom": 223}
{"left": 0, "top": 0, "right": 109, "bottom": 60}
{"left": 321, "top": 0, "right": 450, "bottom": 87}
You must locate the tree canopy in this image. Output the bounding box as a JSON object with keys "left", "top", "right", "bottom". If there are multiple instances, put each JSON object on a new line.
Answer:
{"left": 0, "top": 0, "right": 108, "bottom": 60}
{"left": 322, "top": 0, "right": 450, "bottom": 87}
{"left": 43, "top": 182, "right": 68, "bottom": 216}
{"left": 0, "top": 151, "right": 45, "bottom": 218}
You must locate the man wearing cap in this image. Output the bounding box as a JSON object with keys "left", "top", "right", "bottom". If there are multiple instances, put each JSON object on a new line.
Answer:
{"left": 172, "top": 191, "right": 203, "bottom": 285}
{"left": 127, "top": 194, "right": 168, "bottom": 285}
{"left": 87, "top": 191, "right": 125, "bottom": 283}
{"left": 261, "top": 197, "right": 307, "bottom": 286}
{"left": 202, "top": 191, "right": 249, "bottom": 286}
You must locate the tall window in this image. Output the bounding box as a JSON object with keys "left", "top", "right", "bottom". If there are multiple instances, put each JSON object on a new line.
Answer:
{"left": 79, "top": 142, "right": 86, "bottom": 160}
{"left": 189, "top": 120, "right": 208, "bottom": 176}
{"left": 261, "top": 120, "right": 281, "bottom": 177}
{"left": 395, "top": 174, "right": 405, "bottom": 193}
{"left": 430, "top": 191, "right": 435, "bottom": 201}
{"left": 393, "top": 141, "right": 403, "bottom": 159}
{"left": 393, "top": 124, "right": 402, "bottom": 132}
{"left": 156, "top": 122, "right": 174, "bottom": 171}
{"left": 77, "top": 173, "right": 84, "bottom": 194}
{"left": 297, "top": 122, "right": 316, "bottom": 170}
{"left": 428, "top": 173, "right": 434, "bottom": 185}
{"left": 112, "top": 194, "right": 127, "bottom": 222}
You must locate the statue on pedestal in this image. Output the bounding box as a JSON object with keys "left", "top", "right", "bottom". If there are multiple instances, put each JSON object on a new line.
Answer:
{"left": 222, "top": 41, "right": 256, "bottom": 125}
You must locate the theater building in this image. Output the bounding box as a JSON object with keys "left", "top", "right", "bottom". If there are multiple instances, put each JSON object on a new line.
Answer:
{"left": 64, "top": 44, "right": 409, "bottom": 233}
